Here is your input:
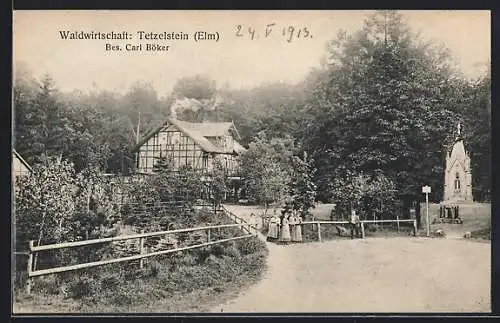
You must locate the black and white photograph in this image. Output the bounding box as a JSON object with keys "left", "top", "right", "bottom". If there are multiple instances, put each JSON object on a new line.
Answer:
{"left": 12, "top": 10, "right": 491, "bottom": 314}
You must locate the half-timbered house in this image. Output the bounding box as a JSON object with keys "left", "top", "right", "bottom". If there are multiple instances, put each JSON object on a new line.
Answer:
{"left": 133, "top": 118, "right": 245, "bottom": 175}
{"left": 132, "top": 118, "right": 246, "bottom": 201}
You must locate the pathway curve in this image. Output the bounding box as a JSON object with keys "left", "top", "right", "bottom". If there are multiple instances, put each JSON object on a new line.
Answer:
{"left": 213, "top": 205, "right": 491, "bottom": 313}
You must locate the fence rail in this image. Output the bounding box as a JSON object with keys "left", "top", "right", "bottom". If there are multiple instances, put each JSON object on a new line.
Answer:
{"left": 117, "top": 201, "right": 214, "bottom": 207}
{"left": 297, "top": 218, "right": 417, "bottom": 242}
{"left": 362, "top": 219, "right": 415, "bottom": 224}
{"left": 302, "top": 220, "right": 350, "bottom": 225}
{"left": 31, "top": 223, "right": 248, "bottom": 252}
{"left": 29, "top": 234, "right": 253, "bottom": 278}
{"left": 220, "top": 205, "right": 255, "bottom": 235}
{"left": 23, "top": 222, "right": 256, "bottom": 294}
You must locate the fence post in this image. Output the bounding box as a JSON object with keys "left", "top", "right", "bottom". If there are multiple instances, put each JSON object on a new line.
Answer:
{"left": 413, "top": 220, "right": 417, "bottom": 237}
{"left": 317, "top": 223, "right": 322, "bottom": 242}
{"left": 207, "top": 228, "right": 211, "bottom": 243}
{"left": 26, "top": 240, "right": 34, "bottom": 295}
{"left": 397, "top": 216, "right": 400, "bottom": 233}
{"left": 139, "top": 230, "right": 145, "bottom": 269}
{"left": 360, "top": 222, "right": 365, "bottom": 238}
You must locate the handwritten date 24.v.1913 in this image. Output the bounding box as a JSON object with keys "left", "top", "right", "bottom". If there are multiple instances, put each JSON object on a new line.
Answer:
{"left": 235, "top": 23, "right": 312, "bottom": 42}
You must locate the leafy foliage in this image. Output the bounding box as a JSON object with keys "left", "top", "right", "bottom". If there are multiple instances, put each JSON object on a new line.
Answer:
{"left": 13, "top": 69, "right": 171, "bottom": 174}
{"left": 330, "top": 170, "right": 398, "bottom": 220}
{"left": 289, "top": 152, "right": 317, "bottom": 219}
{"left": 239, "top": 133, "right": 293, "bottom": 213}
{"left": 301, "top": 11, "right": 484, "bottom": 205}
{"left": 15, "top": 157, "right": 77, "bottom": 247}
{"left": 15, "top": 159, "right": 122, "bottom": 249}
{"left": 172, "top": 75, "right": 216, "bottom": 101}
{"left": 210, "top": 160, "right": 230, "bottom": 211}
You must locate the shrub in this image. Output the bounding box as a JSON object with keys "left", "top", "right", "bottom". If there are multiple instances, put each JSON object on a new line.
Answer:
{"left": 100, "top": 273, "right": 121, "bottom": 289}
{"left": 193, "top": 247, "right": 212, "bottom": 264}
{"left": 224, "top": 243, "right": 241, "bottom": 258}
{"left": 33, "top": 275, "right": 60, "bottom": 295}
{"left": 146, "top": 260, "right": 162, "bottom": 278}
{"left": 236, "top": 237, "right": 267, "bottom": 256}
{"left": 113, "top": 293, "right": 133, "bottom": 306}
{"left": 208, "top": 244, "right": 226, "bottom": 257}
{"left": 68, "top": 275, "right": 101, "bottom": 299}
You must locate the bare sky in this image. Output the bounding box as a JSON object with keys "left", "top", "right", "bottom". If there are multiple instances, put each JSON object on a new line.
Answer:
{"left": 13, "top": 10, "right": 490, "bottom": 96}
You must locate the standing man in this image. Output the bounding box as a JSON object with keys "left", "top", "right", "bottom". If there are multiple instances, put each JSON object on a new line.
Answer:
{"left": 416, "top": 201, "right": 421, "bottom": 229}
{"left": 350, "top": 208, "right": 360, "bottom": 239}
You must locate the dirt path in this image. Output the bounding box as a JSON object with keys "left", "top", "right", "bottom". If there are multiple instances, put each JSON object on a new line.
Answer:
{"left": 215, "top": 206, "right": 491, "bottom": 313}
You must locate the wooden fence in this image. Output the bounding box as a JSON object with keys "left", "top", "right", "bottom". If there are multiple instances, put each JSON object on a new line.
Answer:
{"left": 23, "top": 222, "right": 255, "bottom": 294}
{"left": 302, "top": 219, "right": 417, "bottom": 242}
{"left": 220, "top": 205, "right": 255, "bottom": 235}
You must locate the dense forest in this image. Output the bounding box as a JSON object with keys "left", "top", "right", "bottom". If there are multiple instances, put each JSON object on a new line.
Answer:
{"left": 14, "top": 11, "right": 491, "bottom": 208}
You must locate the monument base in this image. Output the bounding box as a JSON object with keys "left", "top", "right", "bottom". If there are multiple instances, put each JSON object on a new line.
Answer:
{"left": 442, "top": 199, "right": 474, "bottom": 206}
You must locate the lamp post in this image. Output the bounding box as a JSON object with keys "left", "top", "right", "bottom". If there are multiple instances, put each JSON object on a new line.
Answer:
{"left": 422, "top": 185, "right": 431, "bottom": 237}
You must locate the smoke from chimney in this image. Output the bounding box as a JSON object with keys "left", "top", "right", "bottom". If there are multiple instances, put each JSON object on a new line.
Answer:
{"left": 170, "top": 97, "right": 204, "bottom": 120}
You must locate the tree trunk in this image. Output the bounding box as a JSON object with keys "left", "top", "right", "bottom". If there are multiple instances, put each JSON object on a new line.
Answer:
{"left": 86, "top": 185, "right": 91, "bottom": 213}
{"left": 402, "top": 198, "right": 411, "bottom": 219}
{"left": 34, "top": 209, "right": 48, "bottom": 270}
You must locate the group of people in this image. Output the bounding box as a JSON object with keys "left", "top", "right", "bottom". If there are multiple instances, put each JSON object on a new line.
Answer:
{"left": 266, "top": 210, "right": 303, "bottom": 243}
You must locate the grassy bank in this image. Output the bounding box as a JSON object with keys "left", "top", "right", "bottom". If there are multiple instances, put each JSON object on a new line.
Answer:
{"left": 425, "top": 202, "right": 491, "bottom": 237}
{"left": 13, "top": 211, "right": 269, "bottom": 313}
{"left": 470, "top": 227, "right": 491, "bottom": 241}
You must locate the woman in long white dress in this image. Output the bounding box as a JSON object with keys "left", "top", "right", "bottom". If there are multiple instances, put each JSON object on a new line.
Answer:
{"left": 291, "top": 213, "right": 303, "bottom": 242}
{"left": 279, "top": 215, "right": 291, "bottom": 243}
{"left": 267, "top": 214, "right": 279, "bottom": 240}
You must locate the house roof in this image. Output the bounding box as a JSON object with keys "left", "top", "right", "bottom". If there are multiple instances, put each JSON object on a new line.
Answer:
{"left": 233, "top": 141, "right": 246, "bottom": 154}
{"left": 173, "top": 119, "right": 233, "bottom": 137}
{"left": 133, "top": 118, "right": 246, "bottom": 155}
{"left": 12, "top": 149, "right": 32, "bottom": 172}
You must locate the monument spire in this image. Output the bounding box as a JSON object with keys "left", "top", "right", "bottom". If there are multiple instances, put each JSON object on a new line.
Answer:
{"left": 444, "top": 120, "right": 473, "bottom": 202}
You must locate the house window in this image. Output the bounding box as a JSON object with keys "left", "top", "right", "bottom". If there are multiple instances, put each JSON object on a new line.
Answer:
{"left": 454, "top": 172, "right": 461, "bottom": 191}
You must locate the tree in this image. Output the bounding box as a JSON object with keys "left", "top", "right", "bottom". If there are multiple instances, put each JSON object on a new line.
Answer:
{"left": 14, "top": 72, "right": 116, "bottom": 172}
{"left": 122, "top": 82, "right": 166, "bottom": 141}
{"left": 13, "top": 73, "right": 50, "bottom": 165}
{"left": 289, "top": 151, "right": 317, "bottom": 219}
{"left": 461, "top": 68, "right": 491, "bottom": 201}
{"left": 172, "top": 75, "right": 216, "bottom": 101}
{"left": 13, "top": 65, "right": 41, "bottom": 163}
{"left": 210, "top": 160, "right": 230, "bottom": 213}
{"left": 59, "top": 105, "right": 112, "bottom": 171}
{"left": 304, "top": 10, "right": 465, "bottom": 208}
{"left": 15, "top": 157, "right": 77, "bottom": 249}
{"left": 151, "top": 158, "right": 205, "bottom": 228}
{"left": 329, "top": 170, "right": 397, "bottom": 221}
{"left": 240, "top": 134, "right": 292, "bottom": 215}
{"left": 212, "top": 81, "right": 313, "bottom": 146}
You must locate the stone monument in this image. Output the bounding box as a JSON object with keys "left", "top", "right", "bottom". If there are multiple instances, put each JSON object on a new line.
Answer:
{"left": 443, "top": 122, "right": 473, "bottom": 202}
